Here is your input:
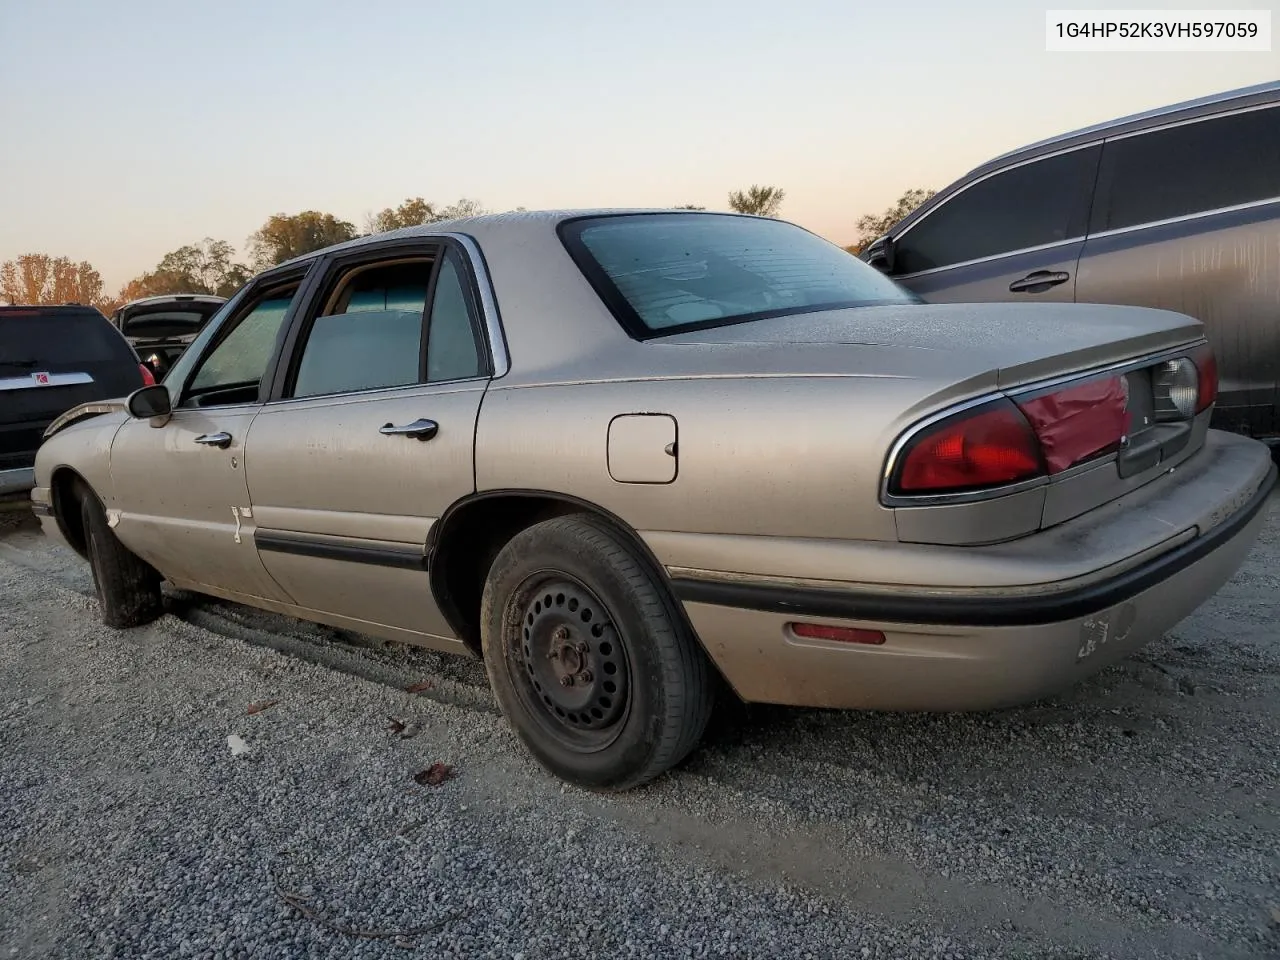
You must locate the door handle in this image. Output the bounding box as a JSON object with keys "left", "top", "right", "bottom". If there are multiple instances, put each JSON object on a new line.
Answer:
{"left": 379, "top": 418, "right": 439, "bottom": 441}
{"left": 193, "top": 432, "right": 232, "bottom": 448}
{"left": 1009, "top": 270, "right": 1070, "bottom": 293}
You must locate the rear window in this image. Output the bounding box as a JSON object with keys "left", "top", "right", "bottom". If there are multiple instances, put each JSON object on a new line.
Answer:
{"left": 0, "top": 309, "right": 131, "bottom": 368}
{"left": 559, "top": 213, "right": 916, "bottom": 337}
{"left": 120, "top": 309, "right": 212, "bottom": 339}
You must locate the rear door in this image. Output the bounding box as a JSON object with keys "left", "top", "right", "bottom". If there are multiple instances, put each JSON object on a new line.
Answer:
{"left": 888, "top": 145, "right": 1100, "bottom": 305}
{"left": 244, "top": 240, "right": 492, "bottom": 645}
{"left": 1076, "top": 103, "right": 1280, "bottom": 436}
{"left": 0, "top": 308, "right": 142, "bottom": 475}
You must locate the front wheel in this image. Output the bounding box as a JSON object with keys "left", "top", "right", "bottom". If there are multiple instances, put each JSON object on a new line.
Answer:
{"left": 480, "top": 514, "right": 714, "bottom": 790}
{"left": 77, "top": 481, "right": 163, "bottom": 629}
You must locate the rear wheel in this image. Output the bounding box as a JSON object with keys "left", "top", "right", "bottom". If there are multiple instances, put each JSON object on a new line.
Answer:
{"left": 77, "top": 482, "right": 163, "bottom": 628}
{"left": 480, "top": 514, "right": 714, "bottom": 790}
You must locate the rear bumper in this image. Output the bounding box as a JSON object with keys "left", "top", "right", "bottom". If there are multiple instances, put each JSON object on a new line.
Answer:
{"left": 673, "top": 451, "right": 1275, "bottom": 712}
{"left": 0, "top": 467, "right": 35, "bottom": 496}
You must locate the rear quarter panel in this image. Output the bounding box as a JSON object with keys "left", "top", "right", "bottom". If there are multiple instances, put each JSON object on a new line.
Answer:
{"left": 1076, "top": 203, "right": 1280, "bottom": 435}
{"left": 475, "top": 374, "right": 969, "bottom": 543}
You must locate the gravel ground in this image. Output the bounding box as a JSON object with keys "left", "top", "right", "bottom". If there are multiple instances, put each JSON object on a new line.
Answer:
{"left": 1, "top": 498, "right": 1278, "bottom": 960}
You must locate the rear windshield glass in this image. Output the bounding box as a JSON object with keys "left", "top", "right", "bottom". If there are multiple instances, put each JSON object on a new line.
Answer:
{"left": 560, "top": 213, "right": 916, "bottom": 337}
{"left": 0, "top": 310, "right": 130, "bottom": 367}
{"left": 120, "top": 306, "right": 220, "bottom": 338}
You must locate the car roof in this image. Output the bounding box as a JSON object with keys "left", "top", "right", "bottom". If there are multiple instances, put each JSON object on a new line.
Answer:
{"left": 882, "top": 81, "right": 1280, "bottom": 241}
{"left": 0, "top": 303, "right": 109, "bottom": 318}
{"left": 980, "top": 80, "right": 1280, "bottom": 173}
{"left": 268, "top": 208, "right": 748, "bottom": 272}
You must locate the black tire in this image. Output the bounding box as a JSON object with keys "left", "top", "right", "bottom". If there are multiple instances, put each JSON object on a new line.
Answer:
{"left": 480, "top": 513, "right": 714, "bottom": 790}
{"left": 76, "top": 482, "right": 163, "bottom": 629}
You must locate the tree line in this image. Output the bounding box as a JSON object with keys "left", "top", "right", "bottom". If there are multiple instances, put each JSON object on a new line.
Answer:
{"left": 0, "top": 186, "right": 932, "bottom": 313}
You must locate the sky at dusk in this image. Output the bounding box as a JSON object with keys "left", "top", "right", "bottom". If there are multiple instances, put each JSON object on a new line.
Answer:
{"left": 0, "top": 0, "right": 1275, "bottom": 292}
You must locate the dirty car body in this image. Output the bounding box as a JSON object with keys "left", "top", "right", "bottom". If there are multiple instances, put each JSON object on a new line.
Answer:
{"left": 31, "top": 210, "right": 1277, "bottom": 789}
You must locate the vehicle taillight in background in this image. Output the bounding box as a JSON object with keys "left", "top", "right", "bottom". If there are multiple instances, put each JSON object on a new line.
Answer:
{"left": 139, "top": 364, "right": 156, "bottom": 386}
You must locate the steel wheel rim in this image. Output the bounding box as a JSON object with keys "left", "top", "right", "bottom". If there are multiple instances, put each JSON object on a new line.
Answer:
{"left": 506, "top": 572, "right": 632, "bottom": 752}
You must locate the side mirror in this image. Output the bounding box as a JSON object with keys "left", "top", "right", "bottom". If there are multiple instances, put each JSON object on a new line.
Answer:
{"left": 865, "top": 235, "right": 896, "bottom": 274}
{"left": 127, "top": 384, "right": 172, "bottom": 419}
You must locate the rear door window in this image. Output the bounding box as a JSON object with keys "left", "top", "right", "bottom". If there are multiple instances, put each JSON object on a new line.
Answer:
{"left": 893, "top": 146, "right": 1101, "bottom": 275}
{"left": 1091, "top": 105, "right": 1280, "bottom": 233}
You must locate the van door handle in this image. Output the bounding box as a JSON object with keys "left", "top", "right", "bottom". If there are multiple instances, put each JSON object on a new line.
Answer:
{"left": 193, "top": 432, "right": 232, "bottom": 448}
{"left": 379, "top": 418, "right": 439, "bottom": 441}
{"left": 1009, "top": 271, "right": 1070, "bottom": 293}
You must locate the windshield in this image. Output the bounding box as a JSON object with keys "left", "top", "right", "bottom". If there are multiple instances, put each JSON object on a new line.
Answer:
{"left": 559, "top": 213, "right": 917, "bottom": 338}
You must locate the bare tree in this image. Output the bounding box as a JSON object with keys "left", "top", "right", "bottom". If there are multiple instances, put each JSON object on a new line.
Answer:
{"left": 727, "top": 185, "right": 785, "bottom": 217}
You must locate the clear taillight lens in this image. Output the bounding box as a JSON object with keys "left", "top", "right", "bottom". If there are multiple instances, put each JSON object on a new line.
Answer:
{"left": 1153, "top": 358, "right": 1198, "bottom": 420}
{"left": 1190, "top": 343, "right": 1217, "bottom": 413}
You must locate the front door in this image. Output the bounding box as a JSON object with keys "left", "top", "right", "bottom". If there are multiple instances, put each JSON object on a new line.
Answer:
{"left": 244, "top": 243, "right": 491, "bottom": 644}
{"left": 109, "top": 274, "right": 308, "bottom": 602}
{"left": 888, "top": 145, "right": 1101, "bottom": 306}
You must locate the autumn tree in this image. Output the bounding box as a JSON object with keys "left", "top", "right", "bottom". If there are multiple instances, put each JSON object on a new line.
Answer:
{"left": 366, "top": 197, "right": 439, "bottom": 234}
{"left": 727, "top": 185, "right": 785, "bottom": 217}
{"left": 365, "top": 197, "right": 492, "bottom": 235}
{"left": 0, "top": 253, "right": 109, "bottom": 310}
{"left": 122, "top": 238, "right": 251, "bottom": 300}
{"left": 849, "top": 187, "right": 936, "bottom": 254}
{"left": 247, "top": 211, "right": 358, "bottom": 270}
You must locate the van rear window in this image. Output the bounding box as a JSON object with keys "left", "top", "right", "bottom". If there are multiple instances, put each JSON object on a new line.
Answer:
{"left": 0, "top": 310, "right": 131, "bottom": 368}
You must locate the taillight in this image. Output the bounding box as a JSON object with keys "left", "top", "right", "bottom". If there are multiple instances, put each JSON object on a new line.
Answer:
{"left": 892, "top": 398, "right": 1044, "bottom": 495}
{"left": 139, "top": 363, "right": 156, "bottom": 386}
{"left": 1015, "top": 375, "right": 1128, "bottom": 473}
{"left": 1190, "top": 343, "right": 1217, "bottom": 413}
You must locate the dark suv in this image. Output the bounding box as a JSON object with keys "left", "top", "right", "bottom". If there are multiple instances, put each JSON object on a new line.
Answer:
{"left": 863, "top": 80, "right": 1280, "bottom": 440}
{"left": 0, "top": 304, "right": 151, "bottom": 495}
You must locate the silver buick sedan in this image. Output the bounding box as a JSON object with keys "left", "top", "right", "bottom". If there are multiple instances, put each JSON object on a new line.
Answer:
{"left": 31, "top": 210, "right": 1276, "bottom": 789}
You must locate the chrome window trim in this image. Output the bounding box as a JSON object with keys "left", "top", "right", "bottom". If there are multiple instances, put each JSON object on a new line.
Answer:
{"left": 0, "top": 372, "right": 94, "bottom": 391}
{"left": 888, "top": 140, "right": 1102, "bottom": 274}
{"left": 891, "top": 236, "right": 1085, "bottom": 281}
{"left": 1086, "top": 196, "right": 1280, "bottom": 242}
{"left": 879, "top": 340, "right": 1207, "bottom": 508}
{"left": 262, "top": 375, "right": 491, "bottom": 408}
{"left": 1101, "top": 98, "right": 1278, "bottom": 144}
{"left": 436, "top": 231, "right": 510, "bottom": 379}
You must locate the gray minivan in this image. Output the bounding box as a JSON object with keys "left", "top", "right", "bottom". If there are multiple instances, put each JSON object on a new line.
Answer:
{"left": 863, "top": 81, "right": 1280, "bottom": 440}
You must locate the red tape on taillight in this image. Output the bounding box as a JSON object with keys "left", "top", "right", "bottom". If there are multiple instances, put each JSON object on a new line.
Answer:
{"left": 892, "top": 398, "right": 1044, "bottom": 495}
{"left": 1190, "top": 343, "right": 1217, "bottom": 413}
{"left": 1015, "top": 375, "right": 1128, "bottom": 474}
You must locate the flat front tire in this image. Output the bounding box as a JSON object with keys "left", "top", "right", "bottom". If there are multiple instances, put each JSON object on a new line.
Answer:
{"left": 77, "top": 482, "right": 163, "bottom": 629}
{"left": 480, "top": 514, "right": 714, "bottom": 790}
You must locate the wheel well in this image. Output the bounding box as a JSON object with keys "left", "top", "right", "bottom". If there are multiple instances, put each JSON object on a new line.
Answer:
{"left": 428, "top": 493, "right": 671, "bottom": 658}
{"left": 49, "top": 468, "right": 90, "bottom": 559}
